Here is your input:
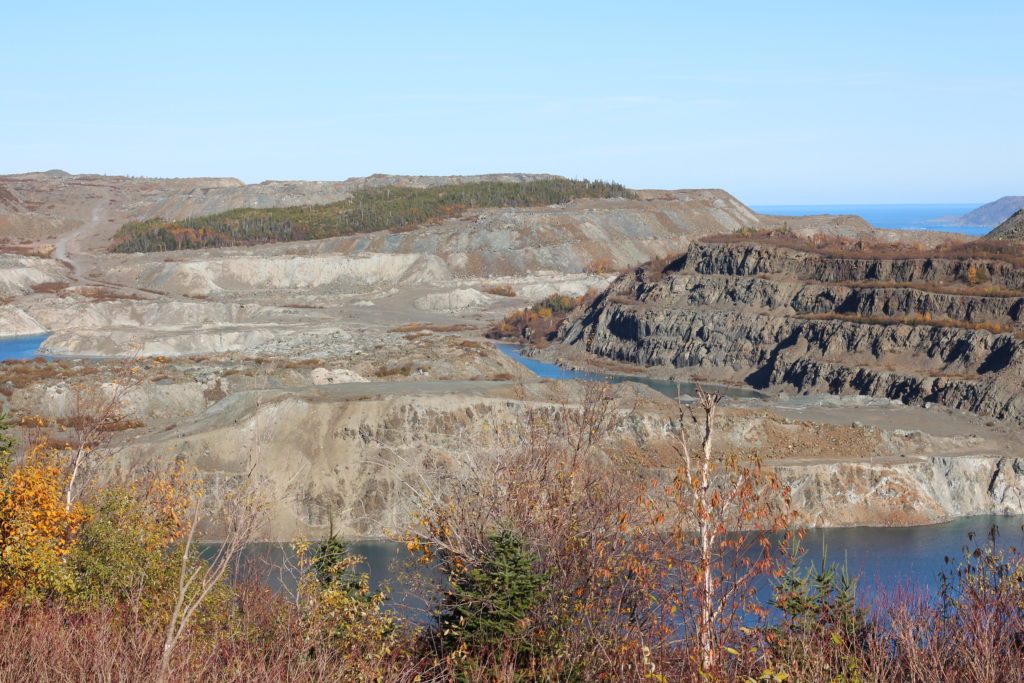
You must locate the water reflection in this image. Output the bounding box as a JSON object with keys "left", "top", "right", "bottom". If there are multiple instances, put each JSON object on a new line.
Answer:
{"left": 209, "top": 540, "right": 442, "bottom": 623}
{"left": 214, "top": 516, "right": 1024, "bottom": 619}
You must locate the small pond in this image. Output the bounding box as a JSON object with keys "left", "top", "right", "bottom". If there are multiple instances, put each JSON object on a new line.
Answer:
{"left": 0, "top": 334, "right": 49, "bottom": 361}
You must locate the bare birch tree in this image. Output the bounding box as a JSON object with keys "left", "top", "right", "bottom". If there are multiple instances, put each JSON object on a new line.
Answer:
{"left": 156, "top": 465, "right": 270, "bottom": 683}
{"left": 669, "top": 387, "right": 793, "bottom": 674}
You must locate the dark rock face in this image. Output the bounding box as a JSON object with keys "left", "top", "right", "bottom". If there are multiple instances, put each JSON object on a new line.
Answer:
{"left": 988, "top": 209, "right": 1024, "bottom": 241}
{"left": 559, "top": 242, "right": 1024, "bottom": 423}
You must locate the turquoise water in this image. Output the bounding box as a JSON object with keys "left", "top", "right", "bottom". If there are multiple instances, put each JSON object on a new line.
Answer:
{"left": 751, "top": 203, "right": 989, "bottom": 236}
{"left": 495, "top": 343, "right": 765, "bottom": 401}
{"left": 0, "top": 334, "right": 49, "bottom": 361}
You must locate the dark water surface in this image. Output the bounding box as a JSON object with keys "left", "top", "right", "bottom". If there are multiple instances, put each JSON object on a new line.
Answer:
{"left": 223, "top": 516, "right": 1024, "bottom": 617}
{"left": 214, "top": 540, "right": 442, "bottom": 622}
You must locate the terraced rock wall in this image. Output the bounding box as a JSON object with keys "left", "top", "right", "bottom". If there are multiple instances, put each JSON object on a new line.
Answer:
{"left": 559, "top": 242, "right": 1024, "bottom": 423}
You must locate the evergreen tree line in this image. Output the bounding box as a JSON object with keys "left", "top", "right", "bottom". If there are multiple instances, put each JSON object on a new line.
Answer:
{"left": 111, "top": 178, "right": 637, "bottom": 252}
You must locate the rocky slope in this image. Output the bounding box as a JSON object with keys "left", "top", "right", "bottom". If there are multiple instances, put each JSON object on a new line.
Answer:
{"left": 0, "top": 171, "right": 242, "bottom": 240}
{"left": 557, "top": 240, "right": 1024, "bottom": 423}
{"left": 4, "top": 309, "right": 1019, "bottom": 536}
{"left": 988, "top": 209, "right": 1024, "bottom": 241}
{"left": 0, "top": 254, "right": 68, "bottom": 297}
{"left": 117, "top": 380, "right": 1020, "bottom": 538}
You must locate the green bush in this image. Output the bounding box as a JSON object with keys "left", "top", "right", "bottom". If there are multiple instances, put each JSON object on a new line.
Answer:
{"left": 68, "top": 487, "right": 186, "bottom": 609}
{"left": 769, "top": 544, "right": 868, "bottom": 678}
{"left": 440, "top": 530, "right": 547, "bottom": 655}
{"left": 311, "top": 536, "right": 366, "bottom": 595}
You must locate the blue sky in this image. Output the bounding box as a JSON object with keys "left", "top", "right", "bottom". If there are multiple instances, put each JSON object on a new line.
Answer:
{"left": 2, "top": 1, "right": 1021, "bottom": 203}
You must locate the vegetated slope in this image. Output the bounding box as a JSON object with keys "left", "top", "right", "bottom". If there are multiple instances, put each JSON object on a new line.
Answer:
{"left": 951, "top": 196, "right": 1024, "bottom": 227}
{"left": 97, "top": 189, "right": 767, "bottom": 293}
{"left": 132, "top": 172, "right": 562, "bottom": 221}
{"left": 557, "top": 233, "right": 1024, "bottom": 423}
{"left": 987, "top": 209, "right": 1024, "bottom": 241}
{"left": 110, "top": 179, "right": 637, "bottom": 252}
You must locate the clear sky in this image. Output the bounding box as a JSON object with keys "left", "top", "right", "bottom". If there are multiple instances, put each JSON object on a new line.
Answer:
{"left": 2, "top": 0, "right": 1021, "bottom": 204}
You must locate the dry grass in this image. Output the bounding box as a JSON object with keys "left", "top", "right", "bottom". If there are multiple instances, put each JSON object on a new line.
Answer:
{"left": 30, "top": 281, "right": 70, "bottom": 295}
{"left": 26, "top": 282, "right": 147, "bottom": 302}
{"left": 275, "top": 358, "right": 323, "bottom": 369}
{"left": 483, "top": 285, "right": 517, "bottom": 297}
{"left": 74, "top": 286, "right": 146, "bottom": 302}
{"left": 60, "top": 414, "right": 145, "bottom": 433}
{"left": 0, "top": 359, "right": 102, "bottom": 389}
{"left": 0, "top": 591, "right": 425, "bottom": 682}
{"left": 798, "top": 311, "right": 1018, "bottom": 335}
{"left": 584, "top": 257, "right": 616, "bottom": 274}
{"left": 0, "top": 242, "right": 54, "bottom": 258}
{"left": 374, "top": 361, "right": 420, "bottom": 377}
{"left": 388, "top": 322, "right": 476, "bottom": 333}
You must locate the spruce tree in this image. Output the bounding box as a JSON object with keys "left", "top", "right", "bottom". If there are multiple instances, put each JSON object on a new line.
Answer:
{"left": 441, "top": 530, "right": 547, "bottom": 653}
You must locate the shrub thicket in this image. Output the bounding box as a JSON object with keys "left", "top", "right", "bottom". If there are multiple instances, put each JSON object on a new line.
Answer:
{"left": 486, "top": 291, "right": 598, "bottom": 345}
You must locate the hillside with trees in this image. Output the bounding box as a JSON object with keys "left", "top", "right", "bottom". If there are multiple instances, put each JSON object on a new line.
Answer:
{"left": 110, "top": 178, "right": 637, "bottom": 252}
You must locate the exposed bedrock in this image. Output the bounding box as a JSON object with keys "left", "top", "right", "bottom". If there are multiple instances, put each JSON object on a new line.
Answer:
{"left": 139, "top": 381, "right": 671, "bottom": 540}
{"left": 0, "top": 254, "right": 68, "bottom": 298}
{"left": 683, "top": 242, "right": 1024, "bottom": 289}
{"left": 559, "top": 242, "right": 1024, "bottom": 423}
{"left": 114, "top": 380, "right": 1018, "bottom": 540}
{"left": 778, "top": 456, "right": 1024, "bottom": 527}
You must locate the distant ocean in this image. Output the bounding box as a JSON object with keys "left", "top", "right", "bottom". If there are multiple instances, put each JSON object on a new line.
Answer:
{"left": 749, "top": 204, "right": 989, "bottom": 237}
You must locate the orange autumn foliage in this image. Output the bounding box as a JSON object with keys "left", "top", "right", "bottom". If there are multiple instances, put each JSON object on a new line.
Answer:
{"left": 0, "top": 445, "right": 86, "bottom": 601}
